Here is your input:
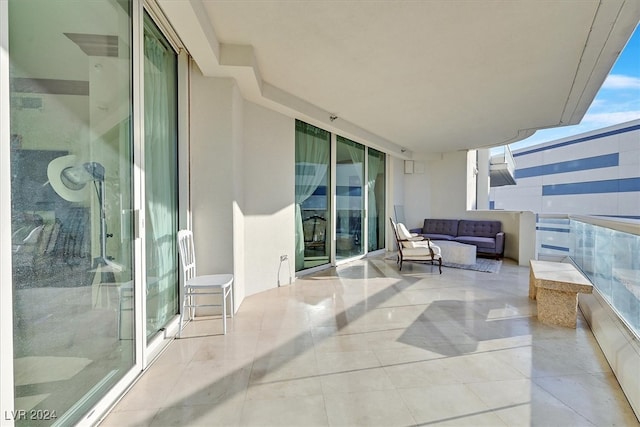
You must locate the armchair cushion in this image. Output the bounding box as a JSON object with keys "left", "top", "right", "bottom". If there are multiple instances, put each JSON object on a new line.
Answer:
{"left": 402, "top": 246, "right": 442, "bottom": 259}
{"left": 401, "top": 240, "right": 442, "bottom": 255}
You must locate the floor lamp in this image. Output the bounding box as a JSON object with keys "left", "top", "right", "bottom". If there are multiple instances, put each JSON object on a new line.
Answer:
{"left": 48, "top": 155, "right": 121, "bottom": 288}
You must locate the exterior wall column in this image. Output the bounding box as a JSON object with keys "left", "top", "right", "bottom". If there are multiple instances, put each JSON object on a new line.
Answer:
{"left": 189, "top": 67, "right": 244, "bottom": 311}
{"left": 476, "top": 148, "right": 490, "bottom": 210}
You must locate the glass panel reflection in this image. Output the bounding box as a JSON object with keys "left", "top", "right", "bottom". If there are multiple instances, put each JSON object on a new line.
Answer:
{"left": 367, "top": 148, "right": 385, "bottom": 252}
{"left": 295, "top": 121, "right": 331, "bottom": 271}
{"left": 572, "top": 220, "right": 640, "bottom": 336}
{"left": 9, "top": 0, "right": 134, "bottom": 424}
{"left": 336, "top": 136, "right": 364, "bottom": 260}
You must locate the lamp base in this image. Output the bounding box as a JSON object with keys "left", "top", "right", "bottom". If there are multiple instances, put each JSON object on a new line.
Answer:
{"left": 90, "top": 257, "right": 124, "bottom": 308}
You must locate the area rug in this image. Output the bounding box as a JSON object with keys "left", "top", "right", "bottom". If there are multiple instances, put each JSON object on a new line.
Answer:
{"left": 443, "top": 258, "right": 502, "bottom": 273}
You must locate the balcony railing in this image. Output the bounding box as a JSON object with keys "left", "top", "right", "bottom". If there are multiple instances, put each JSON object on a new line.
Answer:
{"left": 535, "top": 214, "right": 572, "bottom": 261}
{"left": 535, "top": 214, "right": 640, "bottom": 338}
{"left": 570, "top": 215, "right": 640, "bottom": 337}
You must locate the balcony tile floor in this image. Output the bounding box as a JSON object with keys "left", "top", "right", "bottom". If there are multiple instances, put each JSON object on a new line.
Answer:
{"left": 100, "top": 257, "right": 639, "bottom": 426}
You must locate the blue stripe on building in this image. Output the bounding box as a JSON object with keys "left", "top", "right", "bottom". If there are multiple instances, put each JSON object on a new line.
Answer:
{"left": 514, "top": 123, "right": 640, "bottom": 157}
{"left": 516, "top": 153, "right": 618, "bottom": 179}
{"left": 336, "top": 186, "right": 362, "bottom": 196}
{"left": 543, "top": 177, "right": 640, "bottom": 196}
{"left": 541, "top": 244, "right": 570, "bottom": 252}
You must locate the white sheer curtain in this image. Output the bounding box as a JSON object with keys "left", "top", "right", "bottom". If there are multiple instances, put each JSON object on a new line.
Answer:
{"left": 295, "top": 124, "right": 329, "bottom": 270}
{"left": 144, "top": 27, "right": 177, "bottom": 333}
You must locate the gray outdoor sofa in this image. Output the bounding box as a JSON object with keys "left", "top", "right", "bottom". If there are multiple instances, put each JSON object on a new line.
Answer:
{"left": 410, "top": 219, "right": 505, "bottom": 259}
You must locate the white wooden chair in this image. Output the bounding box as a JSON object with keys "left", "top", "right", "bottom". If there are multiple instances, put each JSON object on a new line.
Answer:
{"left": 177, "top": 230, "right": 234, "bottom": 336}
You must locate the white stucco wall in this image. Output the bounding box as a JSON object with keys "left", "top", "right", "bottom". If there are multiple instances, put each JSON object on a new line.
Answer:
{"left": 189, "top": 70, "right": 240, "bottom": 310}
{"left": 242, "top": 101, "right": 295, "bottom": 296}
{"left": 427, "top": 151, "right": 469, "bottom": 219}
{"left": 190, "top": 69, "right": 298, "bottom": 306}
{"left": 402, "top": 158, "right": 432, "bottom": 230}
{"left": 232, "top": 83, "right": 246, "bottom": 306}
{"left": 189, "top": 69, "right": 413, "bottom": 303}
{"left": 387, "top": 156, "right": 406, "bottom": 249}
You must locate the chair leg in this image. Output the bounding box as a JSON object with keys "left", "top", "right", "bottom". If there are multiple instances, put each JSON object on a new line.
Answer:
{"left": 222, "top": 288, "right": 227, "bottom": 335}
{"left": 188, "top": 292, "right": 195, "bottom": 321}
{"left": 438, "top": 258, "right": 442, "bottom": 274}
{"left": 178, "top": 296, "right": 186, "bottom": 338}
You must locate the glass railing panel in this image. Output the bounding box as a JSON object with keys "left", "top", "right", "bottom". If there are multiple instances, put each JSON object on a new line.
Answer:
{"left": 536, "top": 214, "right": 571, "bottom": 261}
{"left": 571, "top": 217, "right": 640, "bottom": 337}
{"left": 611, "top": 229, "right": 640, "bottom": 334}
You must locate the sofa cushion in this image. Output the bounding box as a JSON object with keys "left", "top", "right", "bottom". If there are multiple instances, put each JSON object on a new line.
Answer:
{"left": 423, "top": 233, "right": 455, "bottom": 241}
{"left": 457, "top": 220, "right": 502, "bottom": 238}
{"left": 423, "top": 219, "right": 459, "bottom": 236}
{"left": 454, "top": 236, "right": 496, "bottom": 250}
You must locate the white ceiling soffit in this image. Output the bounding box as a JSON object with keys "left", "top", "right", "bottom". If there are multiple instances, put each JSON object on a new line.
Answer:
{"left": 158, "top": 0, "right": 640, "bottom": 157}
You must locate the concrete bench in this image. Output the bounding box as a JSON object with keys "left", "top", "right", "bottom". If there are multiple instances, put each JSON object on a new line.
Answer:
{"left": 529, "top": 259, "right": 593, "bottom": 328}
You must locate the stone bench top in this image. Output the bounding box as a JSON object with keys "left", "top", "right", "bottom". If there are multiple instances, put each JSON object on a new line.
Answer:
{"left": 530, "top": 260, "right": 593, "bottom": 294}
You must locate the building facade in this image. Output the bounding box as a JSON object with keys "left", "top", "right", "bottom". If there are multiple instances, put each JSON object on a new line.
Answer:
{"left": 491, "top": 120, "right": 640, "bottom": 219}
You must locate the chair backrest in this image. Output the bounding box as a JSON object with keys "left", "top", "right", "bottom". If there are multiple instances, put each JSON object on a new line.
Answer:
{"left": 302, "top": 215, "right": 327, "bottom": 243}
{"left": 396, "top": 222, "right": 414, "bottom": 240}
{"left": 389, "top": 217, "right": 404, "bottom": 255}
{"left": 177, "top": 229, "right": 197, "bottom": 282}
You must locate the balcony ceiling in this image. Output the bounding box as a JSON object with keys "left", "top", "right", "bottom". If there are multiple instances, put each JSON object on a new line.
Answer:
{"left": 158, "top": 0, "right": 639, "bottom": 156}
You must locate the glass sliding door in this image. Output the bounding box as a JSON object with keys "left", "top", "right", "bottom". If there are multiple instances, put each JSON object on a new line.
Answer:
{"left": 143, "top": 14, "right": 179, "bottom": 340}
{"left": 295, "top": 121, "right": 331, "bottom": 271}
{"left": 367, "top": 148, "right": 385, "bottom": 252}
{"left": 336, "top": 136, "right": 365, "bottom": 260}
{"left": 9, "top": 0, "right": 135, "bottom": 424}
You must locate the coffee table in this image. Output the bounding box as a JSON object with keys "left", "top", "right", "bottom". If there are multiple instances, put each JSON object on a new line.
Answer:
{"left": 431, "top": 240, "right": 477, "bottom": 265}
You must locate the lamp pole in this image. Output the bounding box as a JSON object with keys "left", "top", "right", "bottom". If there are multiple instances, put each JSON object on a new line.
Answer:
{"left": 93, "top": 178, "right": 115, "bottom": 284}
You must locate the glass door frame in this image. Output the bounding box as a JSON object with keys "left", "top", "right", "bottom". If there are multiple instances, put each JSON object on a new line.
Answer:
{"left": 137, "top": 0, "right": 190, "bottom": 365}
{"left": 86, "top": 1, "right": 190, "bottom": 418}
{"left": 332, "top": 136, "right": 388, "bottom": 266}
{"left": 367, "top": 147, "right": 387, "bottom": 256}
{"left": 333, "top": 134, "right": 365, "bottom": 265}
{"left": 0, "top": 1, "right": 190, "bottom": 424}
{"left": 295, "top": 123, "right": 388, "bottom": 274}
{"left": 80, "top": 1, "right": 145, "bottom": 422}
{"left": 0, "top": 0, "right": 14, "bottom": 417}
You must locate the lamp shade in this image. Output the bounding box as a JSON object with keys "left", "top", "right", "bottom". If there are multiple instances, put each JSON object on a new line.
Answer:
{"left": 47, "top": 155, "right": 90, "bottom": 202}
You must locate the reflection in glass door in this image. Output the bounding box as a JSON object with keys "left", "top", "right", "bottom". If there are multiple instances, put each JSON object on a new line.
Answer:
{"left": 368, "top": 148, "right": 385, "bottom": 252}
{"left": 143, "top": 14, "right": 179, "bottom": 340}
{"left": 336, "top": 136, "right": 365, "bottom": 260}
{"left": 9, "top": 0, "right": 135, "bottom": 424}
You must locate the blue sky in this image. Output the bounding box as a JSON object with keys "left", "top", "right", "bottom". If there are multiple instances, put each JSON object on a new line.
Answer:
{"left": 508, "top": 24, "right": 640, "bottom": 151}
